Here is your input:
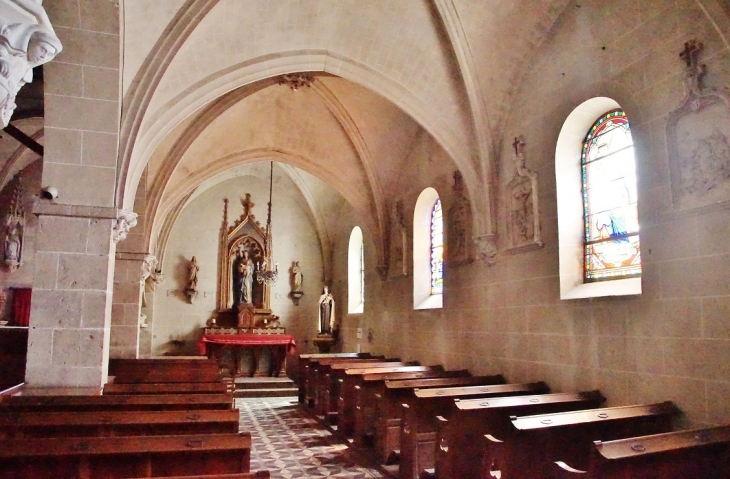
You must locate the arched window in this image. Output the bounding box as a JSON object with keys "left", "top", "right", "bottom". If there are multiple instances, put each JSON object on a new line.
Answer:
{"left": 582, "top": 110, "right": 641, "bottom": 281}
{"left": 348, "top": 226, "right": 364, "bottom": 314}
{"left": 556, "top": 98, "right": 642, "bottom": 299}
{"left": 430, "top": 199, "right": 444, "bottom": 294}
{"left": 414, "top": 188, "right": 443, "bottom": 309}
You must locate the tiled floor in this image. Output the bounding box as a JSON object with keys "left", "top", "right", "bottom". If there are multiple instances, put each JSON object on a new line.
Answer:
{"left": 238, "top": 397, "right": 391, "bottom": 478}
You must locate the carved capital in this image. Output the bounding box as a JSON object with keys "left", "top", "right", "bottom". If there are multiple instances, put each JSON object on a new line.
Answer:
{"left": 113, "top": 209, "right": 137, "bottom": 243}
{"left": 473, "top": 234, "right": 498, "bottom": 265}
{"left": 0, "top": 0, "right": 62, "bottom": 127}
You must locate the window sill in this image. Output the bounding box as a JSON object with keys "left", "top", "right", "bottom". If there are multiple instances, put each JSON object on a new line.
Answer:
{"left": 560, "top": 277, "right": 641, "bottom": 300}
{"left": 415, "top": 294, "right": 443, "bottom": 310}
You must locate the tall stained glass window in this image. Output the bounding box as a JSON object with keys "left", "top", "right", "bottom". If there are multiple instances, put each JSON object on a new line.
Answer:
{"left": 430, "top": 199, "right": 444, "bottom": 294}
{"left": 582, "top": 110, "right": 641, "bottom": 281}
{"left": 359, "top": 241, "right": 365, "bottom": 306}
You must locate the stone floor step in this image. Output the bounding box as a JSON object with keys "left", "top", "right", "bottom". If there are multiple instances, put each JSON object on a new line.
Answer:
{"left": 235, "top": 377, "right": 296, "bottom": 389}
{"left": 234, "top": 387, "right": 298, "bottom": 398}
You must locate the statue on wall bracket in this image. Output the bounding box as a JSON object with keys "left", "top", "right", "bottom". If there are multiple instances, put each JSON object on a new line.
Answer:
{"left": 289, "top": 261, "right": 304, "bottom": 305}
{"left": 448, "top": 171, "right": 473, "bottom": 266}
{"left": 666, "top": 40, "right": 730, "bottom": 213}
{"left": 392, "top": 200, "right": 408, "bottom": 277}
{"left": 3, "top": 181, "right": 24, "bottom": 271}
{"left": 505, "top": 135, "right": 544, "bottom": 254}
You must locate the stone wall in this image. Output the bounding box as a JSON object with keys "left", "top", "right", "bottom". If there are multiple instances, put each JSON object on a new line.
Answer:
{"left": 335, "top": 0, "right": 730, "bottom": 427}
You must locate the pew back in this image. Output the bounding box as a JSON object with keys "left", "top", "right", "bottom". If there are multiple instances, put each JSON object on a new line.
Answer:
{"left": 0, "top": 409, "right": 240, "bottom": 439}
{"left": 103, "top": 382, "right": 230, "bottom": 395}
{"left": 0, "top": 432, "right": 251, "bottom": 478}
{"left": 113, "top": 359, "right": 222, "bottom": 384}
{"left": 0, "top": 393, "right": 234, "bottom": 412}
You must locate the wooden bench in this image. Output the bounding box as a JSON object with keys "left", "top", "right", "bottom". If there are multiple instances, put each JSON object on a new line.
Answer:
{"left": 485, "top": 401, "right": 677, "bottom": 478}
{"left": 141, "top": 473, "right": 270, "bottom": 479}
{"left": 308, "top": 357, "right": 390, "bottom": 411}
{"left": 0, "top": 393, "right": 234, "bottom": 412}
{"left": 104, "top": 382, "right": 231, "bottom": 395}
{"left": 0, "top": 409, "right": 240, "bottom": 439}
{"left": 318, "top": 360, "right": 411, "bottom": 420}
{"left": 330, "top": 361, "right": 420, "bottom": 430}
{"left": 432, "top": 390, "right": 605, "bottom": 479}
{"left": 338, "top": 365, "right": 443, "bottom": 438}
{"left": 375, "top": 374, "right": 506, "bottom": 464}
{"left": 113, "top": 358, "right": 223, "bottom": 384}
{"left": 400, "top": 382, "right": 549, "bottom": 479}
{"left": 0, "top": 432, "right": 251, "bottom": 478}
{"left": 298, "top": 352, "right": 372, "bottom": 403}
{"left": 553, "top": 425, "right": 730, "bottom": 478}
{"left": 351, "top": 366, "right": 453, "bottom": 445}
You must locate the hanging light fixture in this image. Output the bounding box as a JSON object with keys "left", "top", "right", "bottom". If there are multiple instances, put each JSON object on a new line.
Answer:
{"left": 256, "top": 161, "right": 279, "bottom": 284}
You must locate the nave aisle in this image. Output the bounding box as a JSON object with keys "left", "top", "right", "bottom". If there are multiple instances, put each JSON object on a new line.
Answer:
{"left": 239, "top": 397, "right": 391, "bottom": 479}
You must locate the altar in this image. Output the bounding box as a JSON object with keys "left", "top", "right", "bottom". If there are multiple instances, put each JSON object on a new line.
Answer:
{"left": 198, "top": 329, "right": 296, "bottom": 377}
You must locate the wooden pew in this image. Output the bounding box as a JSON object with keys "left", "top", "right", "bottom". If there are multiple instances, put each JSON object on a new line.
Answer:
{"left": 0, "top": 393, "right": 234, "bottom": 412}
{"left": 375, "top": 374, "right": 506, "bottom": 464}
{"left": 432, "top": 390, "right": 605, "bottom": 479}
{"left": 142, "top": 474, "right": 270, "bottom": 479}
{"left": 351, "top": 366, "right": 453, "bottom": 445}
{"left": 332, "top": 362, "right": 420, "bottom": 431}
{"left": 485, "top": 401, "right": 677, "bottom": 479}
{"left": 0, "top": 409, "right": 240, "bottom": 439}
{"left": 298, "top": 352, "right": 372, "bottom": 403}
{"left": 337, "top": 365, "right": 443, "bottom": 438}
{"left": 113, "top": 358, "right": 222, "bottom": 384}
{"left": 104, "top": 382, "right": 230, "bottom": 395}
{"left": 400, "top": 382, "right": 549, "bottom": 479}
{"left": 308, "top": 356, "right": 390, "bottom": 411}
{"left": 318, "top": 359, "right": 411, "bottom": 419}
{"left": 553, "top": 425, "right": 730, "bottom": 478}
{"left": 0, "top": 432, "right": 251, "bottom": 478}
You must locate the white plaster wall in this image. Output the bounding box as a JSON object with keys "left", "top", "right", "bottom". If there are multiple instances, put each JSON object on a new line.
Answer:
{"left": 151, "top": 171, "right": 325, "bottom": 356}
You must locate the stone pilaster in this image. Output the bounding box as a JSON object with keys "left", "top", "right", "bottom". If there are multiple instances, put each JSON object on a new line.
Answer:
{"left": 25, "top": 202, "right": 117, "bottom": 387}
{"left": 109, "top": 252, "right": 145, "bottom": 359}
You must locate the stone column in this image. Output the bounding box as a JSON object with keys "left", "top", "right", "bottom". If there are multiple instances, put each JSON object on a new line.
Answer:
{"left": 24, "top": 0, "right": 123, "bottom": 388}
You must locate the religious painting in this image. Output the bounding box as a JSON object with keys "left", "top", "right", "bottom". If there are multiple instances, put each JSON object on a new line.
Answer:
{"left": 447, "top": 171, "right": 472, "bottom": 266}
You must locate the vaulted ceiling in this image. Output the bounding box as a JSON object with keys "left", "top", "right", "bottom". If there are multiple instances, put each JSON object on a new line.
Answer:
{"left": 118, "top": 0, "right": 574, "bottom": 265}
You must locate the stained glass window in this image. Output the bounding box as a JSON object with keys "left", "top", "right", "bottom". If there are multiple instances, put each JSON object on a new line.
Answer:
{"left": 430, "top": 199, "right": 444, "bottom": 294}
{"left": 359, "top": 241, "right": 365, "bottom": 306}
{"left": 582, "top": 110, "right": 641, "bottom": 281}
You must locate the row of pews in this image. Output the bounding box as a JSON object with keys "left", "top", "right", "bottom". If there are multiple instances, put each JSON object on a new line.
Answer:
{"left": 0, "top": 357, "right": 270, "bottom": 479}
{"left": 298, "top": 352, "right": 730, "bottom": 478}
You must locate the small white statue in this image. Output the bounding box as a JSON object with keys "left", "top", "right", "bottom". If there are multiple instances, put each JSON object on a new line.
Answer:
{"left": 187, "top": 256, "right": 199, "bottom": 290}
{"left": 292, "top": 261, "right": 303, "bottom": 291}
{"left": 318, "top": 286, "right": 335, "bottom": 335}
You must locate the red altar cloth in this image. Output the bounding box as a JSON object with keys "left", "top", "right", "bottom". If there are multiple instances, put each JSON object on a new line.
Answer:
{"left": 198, "top": 333, "right": 296, "bottom": 356}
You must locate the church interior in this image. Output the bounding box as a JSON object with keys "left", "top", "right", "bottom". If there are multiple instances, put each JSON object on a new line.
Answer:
{"left": 0, "top": 0, "right": 730, "bottom": 477}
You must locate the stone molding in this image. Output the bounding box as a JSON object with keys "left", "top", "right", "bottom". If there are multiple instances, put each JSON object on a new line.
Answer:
{"left": 473, "top": 233, "right": 498, "bottom": 265}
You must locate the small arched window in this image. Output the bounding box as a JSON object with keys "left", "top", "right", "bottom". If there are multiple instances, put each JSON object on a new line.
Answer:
{"left": 430, "top": 199, "right": 444, "bottom": 294}
{"left": 414, "top": 188, "right": 443, "bottom": 309}
{"left": 348, "top": 226, "right": 364, "bottom": 314}
{"left": 582, "top": 110, "right": 641, "bottom": 281}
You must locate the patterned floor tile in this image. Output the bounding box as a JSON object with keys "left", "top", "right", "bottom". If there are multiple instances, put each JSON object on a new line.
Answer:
{"left": 237, "top": 397, "right": 391, "bottom": 479}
